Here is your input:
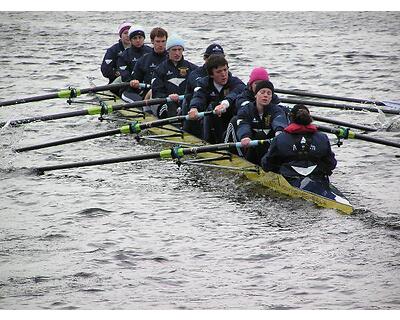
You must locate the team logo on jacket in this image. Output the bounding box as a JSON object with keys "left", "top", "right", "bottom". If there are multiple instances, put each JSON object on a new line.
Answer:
{"left": 150, "top": 63, "right": 157, "bottom": 68}
{"left": 263, "top": 115, "right": 271, "bottom": 127}
{"left": 166, "top": 70, "right": 173, "bottom": 76}
{"left": 168, "top": 78, "right": 186, "bottom": 87}
{"left": 178, "top": 67, "right": 189, "bottom": 77}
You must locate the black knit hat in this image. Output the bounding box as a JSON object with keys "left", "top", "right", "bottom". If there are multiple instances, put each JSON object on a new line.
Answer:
{"left": 290, "top": 104, "right": 310, "bottom": 116}
{"left": 204, "top": 43, "right": 224, "bottom": 57}
{"left": 254, "top": 80, "right": 274, "bottom": 95}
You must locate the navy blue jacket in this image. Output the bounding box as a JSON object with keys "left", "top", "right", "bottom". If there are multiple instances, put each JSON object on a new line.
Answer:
{"left": 101, "top": 40, "right": 127, "bottom": 83}
{"left": 117, "top": 45, "right": 152, "bottom": 82}
{"left": 131, "top": 49, "right": 168, "bottom": 86}
{"left": 236, "top": 101, "right": 289, "bottom": 140}
{"left": 189, "top": 75, "right": 246, "bottom": 112}
{"left": 185, "top": 64, "right": 207, "bottom": 96}
{"left": 152, "top": 58, "right": 198, "bottom": 98}
{"left": 261, "top": 124, "right": 337, "bottom": 177}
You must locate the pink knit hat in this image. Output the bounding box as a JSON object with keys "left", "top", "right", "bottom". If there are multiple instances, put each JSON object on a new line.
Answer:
{"left": 118, "top": 21, "right": 132, "bottom": 37}
{"left": 248, "top": 67, "right": 270, "bottom": 85}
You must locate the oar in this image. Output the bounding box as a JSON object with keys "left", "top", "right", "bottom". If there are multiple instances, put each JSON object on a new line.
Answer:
{"left": 32, "top": 140, "right": 266, "bottom": 174}
{"left": 317, "top": 124, "right": 400, "bottom": 149}
{"left": 311, "top": 114, "right": 377, "bottom": 132}
{"left": 280, "top": 97, "right": 400, "bottom": 115}
{"left": 276, "top": 88, "right": 399, "bottom": 108}
{"left": 0, "top": 82, "right": 149, "bottom": 108}
{"left": 0, "top": 96, "right": 183, "bottom": 128}
{"left": 15, "top": 111, "right": 213, "bottom": 152}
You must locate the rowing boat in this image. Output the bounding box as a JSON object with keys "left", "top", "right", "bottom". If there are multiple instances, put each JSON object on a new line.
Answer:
{"left": 92, "top": 88, "right": 354, "bottom": 214}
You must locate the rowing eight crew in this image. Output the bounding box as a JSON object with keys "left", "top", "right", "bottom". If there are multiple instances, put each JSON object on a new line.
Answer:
{"left": 101, "top": 22, "right": 337, "bottom": 184}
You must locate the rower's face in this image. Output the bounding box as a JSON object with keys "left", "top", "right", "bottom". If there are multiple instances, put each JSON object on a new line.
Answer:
{"left": 131, "top": 35, "right": 145, "bottom": 48}
{"left": 256, "top": 88, "right": 273, "bottom": 107}
{"left": 120, "top": 30, "right": 130, "bottom": 46}
{"left": 152, "top": 36, "right": 167, "bottom": 53}
{"left": 211, "top": 65, "right": 229, "bottom": 86}
{"left": 168, "top": 46, "right": 183, "bottom": 62}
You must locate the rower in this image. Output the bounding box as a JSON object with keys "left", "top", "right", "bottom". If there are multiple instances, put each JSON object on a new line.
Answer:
{"left": 236, "top": 67, "right": 283, "bottom": 113}
{"left": 188, "top": 55, "right": 245, "bottom": 143}
{"left": 261, "top": 104, "right": 337, "bottom": 183}
{"left": 122, "top": 27, "right": 168, "bottom": 104}
{"left": 182, "top": 43, "right": 225, "bottom": 137}
{"left": 100, "top": 21, "right": 132, "bottom": 91}
{"left": 236, "top": 80, "right": 288, "bottom": 165}
{"left": 224, "top": 66, "right": 286, "bottom": 144}
{"left": 151, "top": 35, "right": 198, "bottom": 118}
{"left": 117, "top": 25, "right": 152, "bottom": 96}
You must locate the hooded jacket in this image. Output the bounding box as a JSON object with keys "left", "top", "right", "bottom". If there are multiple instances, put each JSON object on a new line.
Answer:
{"left": 261, "top": 123, "right": 337, "bottom": 177}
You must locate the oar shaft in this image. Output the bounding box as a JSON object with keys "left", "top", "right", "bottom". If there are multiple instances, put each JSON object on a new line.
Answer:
{"left": 280, "top": 97, "right": 400, "bottom": 115}
{"left": 312, "top": 115, "right": 377, "bottom": 132}
{"left": 15, "top": 110, "right": 213, "bottom": 152}
{"left": 0, "top": 96, "right": 175, "bottom": 127}
{"left": 0, "top": 92, "right": 59, "bottom": 107}
{"left": 15, "top": 128, "right": 122, "bottom": 152}
{"left": 33, "top": 140, "right": 267, "bottom": 174}
{"left": 276, "top": 88, "right": 386, "bottom": 106}
{"left": 0, "top": 110, "right": 90, "bottom": 127}
{"left": 317, "top": 125, "right": 400, "bottom": 149}
{"left": 0, "top": 82, "right": 150, "bottom": 107}
{"left": 34, "top": 151, "right": 162, "bottom": 174}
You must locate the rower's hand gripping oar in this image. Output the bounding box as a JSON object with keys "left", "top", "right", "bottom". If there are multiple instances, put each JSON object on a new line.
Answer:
{"left": 317, "top": 124, "right": 400, "bottom": 149}
{"left": 0, "top": 95, "right": 184, "bottom": 128}
{"left": 32, "top": 140, "right": 267, "bottom": 175}
{"left": 14, "top": 111, "right": 213, "bottom": 153}
{"left": 0, "top": 82, "right": 149, "bottom": 108}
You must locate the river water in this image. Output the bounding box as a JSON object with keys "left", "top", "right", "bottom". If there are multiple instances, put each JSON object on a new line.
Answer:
{"left": 0, "top": 11, "right": 400, "bottom": 310}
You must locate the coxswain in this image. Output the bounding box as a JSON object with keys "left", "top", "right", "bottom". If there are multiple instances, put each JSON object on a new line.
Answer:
{"left": 236, "top": 80, "right": 288, "bottom": 165}
{"left": 151, "top": 35, "right": 198, "bottom": 118}
{"left": 100, "top": 21, "right": 132, "bottom": 88}
{"left": 182, "top": 43, "right": 225, "bottom": 137}
{"left": 188, "top": 55, "right": 245, "bottom": 143}
{"left": 122, "top": 27, "right": 168, "bottom": 104}
{"left": 261, "top": 104, "right": 337, "bottom": 184}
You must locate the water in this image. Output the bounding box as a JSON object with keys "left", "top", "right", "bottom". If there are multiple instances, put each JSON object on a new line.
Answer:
{"left": 1, "top": 11, "right": 400, "bottom": 309}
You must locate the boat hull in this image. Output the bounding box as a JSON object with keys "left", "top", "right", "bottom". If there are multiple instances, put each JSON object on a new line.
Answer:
{"left": 97, "top": 93, "right": 354, "bottom": 214}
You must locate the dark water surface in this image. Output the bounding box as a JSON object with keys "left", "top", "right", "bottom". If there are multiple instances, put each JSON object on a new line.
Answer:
{"left": 0, "top": 12, "right": 400, "bottom": 309}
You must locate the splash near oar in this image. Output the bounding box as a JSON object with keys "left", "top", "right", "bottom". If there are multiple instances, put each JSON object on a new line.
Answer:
{"left": 0, "top": 82, "right": 149, "bottom": 108}
{"left": 0, "top": 95, "right": 183, "bottom": 128}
